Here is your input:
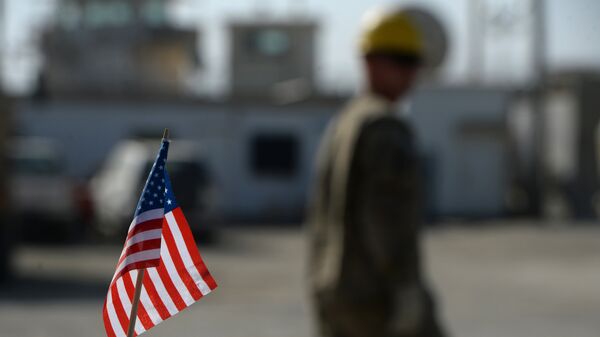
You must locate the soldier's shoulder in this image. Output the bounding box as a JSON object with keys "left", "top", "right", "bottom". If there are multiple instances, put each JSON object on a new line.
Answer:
{"left": 343, "top": 94, "right": 389, "bottom": 116}
{"left": 361, "top": 115, "right": 413, "bottom": 140}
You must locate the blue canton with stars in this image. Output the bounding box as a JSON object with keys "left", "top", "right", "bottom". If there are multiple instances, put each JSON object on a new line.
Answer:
{"left": 135, "top": 139, "right": 178, "bottom": 216}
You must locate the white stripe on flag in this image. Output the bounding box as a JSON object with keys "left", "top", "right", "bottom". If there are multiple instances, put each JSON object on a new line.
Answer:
{"left": 106, "top": 288, "right": 127, "bottom": 337}
{"left": 128, "top": 208, "right": 164, "bottom": 233}
{"left": 139, "top": 286, "right": 163, "bottom": 326}
{"left": 115, "top": 249, "right": 161, "bottom": 276}
{"left": 127, "top": 270, "right": 162, "bottom": 326}
{"left": 159, "top": 236, "right": 195, "bottom": 306}
{"left": 165, "top": 211, "right": 211, "bottom": 295}
{"left": 146, "top": 268, "right": 178, "bottom": 315}
{"left": 124, "top": 229, "right": 162, "bottom": 249}
{"left": 116, "top": 230, "right": 163, "bottom": 266}
{"left": 116, "top": 277, "right": 144, "bottom": 335}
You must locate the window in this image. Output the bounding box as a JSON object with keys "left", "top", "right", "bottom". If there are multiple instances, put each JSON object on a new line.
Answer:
{"left": 141, "top": 0, "right": 167, "bottom": 26}
{"left": 58, "top": 3, "right": 82, "bottom": 30}
{"left": 84, "top": 0, "right": 133, "bottom": 28}
{"left": 245, "top": 29, "right": 291, "bottom": 57}
{"left": 12, "top": 156, "right": 62, "bottom": 176}
{"left": 250, "top": 133, "right": 299, "bottom": 177}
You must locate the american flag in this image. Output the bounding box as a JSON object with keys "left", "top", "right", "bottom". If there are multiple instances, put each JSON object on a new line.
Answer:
{"left": 103, "top": 138, "right": 217, "bottom": 337}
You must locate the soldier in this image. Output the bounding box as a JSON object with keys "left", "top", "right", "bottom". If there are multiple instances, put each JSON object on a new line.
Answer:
{"left": 308, "top": 8, "right": 446, "bottom": 337}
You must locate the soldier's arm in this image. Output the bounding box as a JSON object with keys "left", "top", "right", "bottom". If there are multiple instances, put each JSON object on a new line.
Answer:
{"left": 354, "top": 118, "right": 421, "bottom": 282}
{"left": 354, "top": 119, "right": 444, "bottom": 337}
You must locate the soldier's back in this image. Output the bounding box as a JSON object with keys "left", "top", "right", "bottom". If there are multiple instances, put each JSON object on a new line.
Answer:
{"left": 309, "top": 93, "right": 445, "bottom": 337}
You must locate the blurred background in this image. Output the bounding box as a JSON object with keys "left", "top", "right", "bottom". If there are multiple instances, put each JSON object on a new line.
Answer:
{"left": 0, "top": 0, "right": 599, "bottom": 336}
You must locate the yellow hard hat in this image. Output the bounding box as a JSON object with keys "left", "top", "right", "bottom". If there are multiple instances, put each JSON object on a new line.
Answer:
{"left": 359, "top": 9, "right": 423, "bottom": 58}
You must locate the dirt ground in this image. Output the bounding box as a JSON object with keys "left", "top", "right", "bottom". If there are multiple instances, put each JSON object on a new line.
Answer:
{"left": 1, "top": 222, "right": 599, "bottom": 337}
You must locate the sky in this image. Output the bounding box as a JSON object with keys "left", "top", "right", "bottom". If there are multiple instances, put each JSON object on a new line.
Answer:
{"left": 1, "top": 0, "right": 599, "bottom": 95}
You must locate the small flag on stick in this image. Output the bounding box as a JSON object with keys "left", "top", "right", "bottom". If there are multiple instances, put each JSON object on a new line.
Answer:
{"left": 103, "top": 129, "right": 217, "bottom": 337}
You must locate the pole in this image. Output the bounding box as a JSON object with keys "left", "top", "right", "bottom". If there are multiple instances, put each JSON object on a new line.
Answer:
{"left": 0, "top": 0, "right": 5, "bottom": 92}
{"left": 468, "top": 0, "right": 484, "bottom": 83}
{"left": 127, "top": 269, "right": 145, "bottom": 337}
{"left": 529, "top": 0, "right": 546, "bottom": 216}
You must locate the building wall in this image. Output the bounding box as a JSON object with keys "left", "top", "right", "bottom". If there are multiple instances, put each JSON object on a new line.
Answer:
{"left": 15, "top": 99, "right": 336, "bottom": 221}
{"left": 409, "top": 88, "right": 512, "bottom": 217}
{"left": 16, "top": 87, "right": 514, "bottom": 221}
{"left": 229, "top": 22, "right": 317, "bottom": 99}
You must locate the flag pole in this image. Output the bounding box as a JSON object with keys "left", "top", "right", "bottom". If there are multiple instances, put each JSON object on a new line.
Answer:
{"left": 126, "top": 129, "right": 169, "bottom": 337}
{"left": 127, "top": 269, "right": 145, "bottom": 337}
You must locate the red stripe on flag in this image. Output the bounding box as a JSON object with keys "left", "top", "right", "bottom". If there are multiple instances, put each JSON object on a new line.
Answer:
{"left": 142, "top": 274, "right": 171, "bottom": 321}
{"left": 102, "top": 302, "right": 118, "bottom": 337}
{"left": 110, "top": 284, "right": 131, "bottom": 335}
{"left": 173, "top": 208, "right": 218, "bottom": 290}
{"left": 122, "top": 272, "right": 153, "bottom": 331}
{"left": 113, "top": 260, "right": 161, "bottom": 282}
{"left": 156, "top": 262, "right": 187, "bottom": 311}
{"left": 127, "top": 218, "right": 164, "bottom": 238}
{"left": 118, "top": 240, "right": 162, "bottom": 266}
{"left": 161, "top": 221, "right": 203, "bottom": 300}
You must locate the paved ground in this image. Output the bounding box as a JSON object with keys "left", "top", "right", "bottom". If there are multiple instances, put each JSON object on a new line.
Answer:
{"left": 1, "top": 222, "right": 599, "bottom": 337}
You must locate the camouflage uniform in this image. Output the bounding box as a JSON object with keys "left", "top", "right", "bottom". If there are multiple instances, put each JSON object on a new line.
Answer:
{"left": 308, "top": 92, "right": 445, "bottom": 337}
